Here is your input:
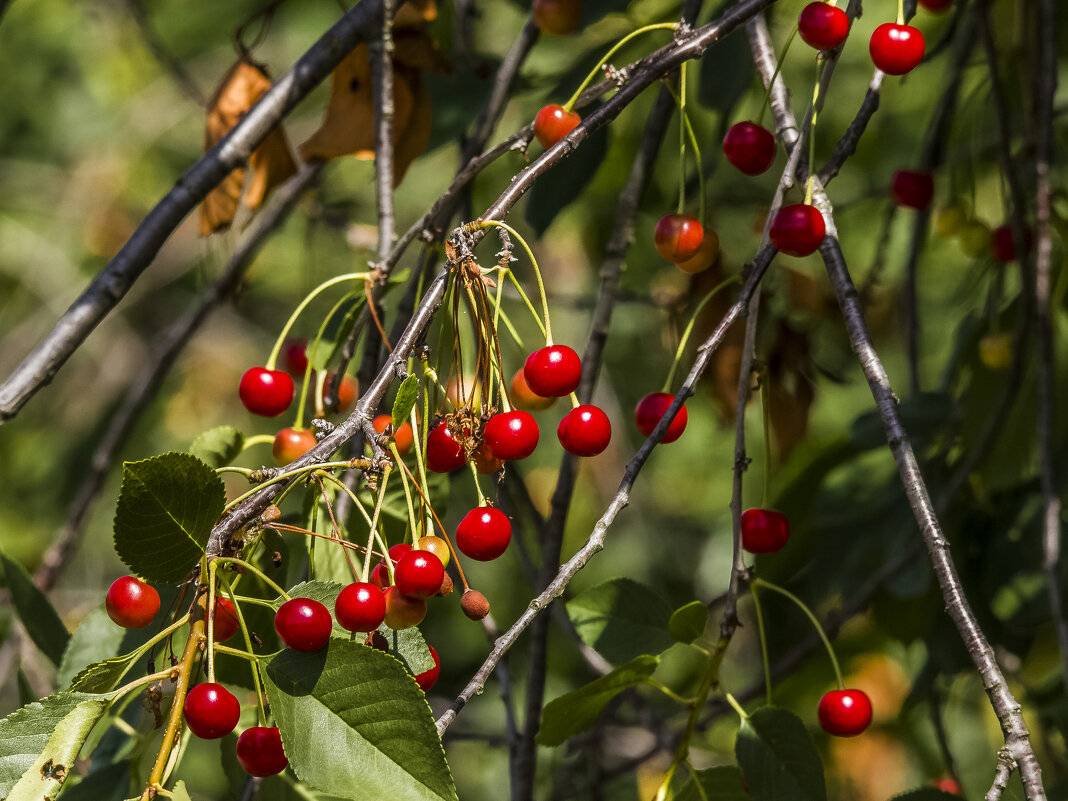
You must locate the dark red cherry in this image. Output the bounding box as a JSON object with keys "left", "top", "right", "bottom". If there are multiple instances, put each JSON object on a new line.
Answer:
{"left": 533, "top": 0, "right": 581, "bottom": 35}
{"left": 869, "top": 23, "right": 925, "bottom": 76}
{"left": 184, "top": 682, "right": 240, "bottom": 739}
{"left": 654, "top": 214, "right": 704, "bottom": 263}
{"left": 798, "top": 2, "right": 850, "bottom": 51}
{"left": 413, "top": 645, "right": 441, "bottom": 692}
{"left": 991, "top": 225, "right": 1033, "bottom": 263}
{"left": 484, "top": 410, "right": 540, "bottom": 460}
{"left": 740, "top": 508, "right": 790, "bottom": 554}
{"left": 534, "top": 105, "right": 581, "bottom": 149}
{"left": 239, "top": 367, "right": 295, "bottom": 417}
{"left": 723, "top": 121, "right": 777, "bottom": 176}
{"left": 890, "top": 170, "right": 934, "bottom": 210}
{"left": 211, "top": 597, "right": 240, "bottom": 642}
{"left": 236, "top": 726, "right": 288, "bottom": 777}
{"left": 557, "top": 405, "right": 612, "bottom": 456}
{"left": 634, "top": 392, "right": 688, "bottom": 444}
{"left": 426, "top": 423, "right": 466, "bottom": 473}
{"left": 394, "top": 550, "right": 446, "bottom": 600}
{"left": 769, "top": 203, "right": 826, "bottom": 257}
{"left": 917, "top": 0, "right": 952, "bottom": 11}
{"left": 105, "top": 577, "right": 160, "bottom": 629}
{"left": 335, "top": 582, "right": 387, "bottom": 632}
{"left": 274, "top": 598, "right": 332, "bottom": 652}
{"left": 282, "top": 339, "right": 308, "bottom": 376}
{"left": 818, "top": 689, "right": 873, "bottom": 737}
{"left": 524, "top": 345, "right": 582, "bottom": 398}
{"left": 371, "top": 543, "right": 413, "bottom": 589}
{"left": 456, "top": 507, "right": 512, "bottom": 561}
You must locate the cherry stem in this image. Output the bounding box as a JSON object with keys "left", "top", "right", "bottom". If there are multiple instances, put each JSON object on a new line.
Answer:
{"left": 212, "top": 557, "right": 291, "bottom": 602}
{"left": 293, "top": 290, "right": 357, "bottom": 428}
{"left": 467, "top": 460, "right": 488, "bottom": 506}
{"left": 725, "top": 692, "right": 750, "bottom": 721}
{"left": 750, "top": 583, "right": 773, "bottom": 705}
{"left": 266, "top": 522, "right": 384, "bottom": 559}
{"left": 367, "top": 466, "right": 394, "bottom": 583}
{"left": 759, "top": 367, "right": 772, "bottom": 509}
{"left": 662, "top": 276, "right": 741, "bottom": 392}
{"left": 237, "top": 434, "right": 275, "bottom": 454}
{"left": 896, "top": 0, "right": 905, "bottom": 25}
{"left": 676, "top": 64, "right": 687, "bottom": 215}
{"left": 265, "top": 272, "right": 370, "bottom": 370}
{"left": 756, "top": 28, "right": 797, "bottom": 129}
{"left": 477, "top": 220, "right": 553, "bottom": 344}
{"left": 751, "top": 577, "right": 844, "bottom": 689}
{"left": 222, "top": 461, "right": 367, "bottom": 512}
{"left": 206, "top": 563, "right": 218, "bottom": 684}
{"left": 395, "top": 454, "right": 471, "bottom": 590}
{"left": 414, "top": 381, "right": 436, "bottom": 541}
{"left": 216, "top": 572, "right": 268, "bottom": 727}
{"left": 569, "top": 391, "right": 580, "bottom": 410}
{"left": 314, "top": 475, "right": 360, "bottom": 582}
{"left": 804, "top": 59, "right": 822, "bottom": 207}
{"left": 391, "top": 442, "right": 420, "bottom": 543}
{"left": 666, "top": 76, "right": 707, "bottom": 224}
{"left": 494, "top": 266, "right": 545, "bottom": 339}
{"left": 562, "top": 23, "right": 678, "bottom": 112}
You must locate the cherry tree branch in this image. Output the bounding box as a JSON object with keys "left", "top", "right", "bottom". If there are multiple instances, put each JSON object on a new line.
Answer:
{"left": 371, "top": 0, "right": 396, "bottom": 264}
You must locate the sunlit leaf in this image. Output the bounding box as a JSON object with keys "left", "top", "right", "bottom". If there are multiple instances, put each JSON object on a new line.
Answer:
{"left": 565, "top": 578, "right": 674, "bottom": 664}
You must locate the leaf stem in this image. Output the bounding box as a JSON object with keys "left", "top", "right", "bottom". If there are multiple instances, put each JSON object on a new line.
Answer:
{"left": 265, "top": 273, "right": 370, "bottom": 370}
{"left": 217, "top": 573, "right": 268, "bottom": 726}
{"left": 750, "top": 583, "right": 772, "bottom": 705}
{"left": 212, "top": 557, "right": 291, "bottom": 601}
{"left": 476, "top": 220, "right": 553, "bottom": 344}
{"left": 663, "top": 276, "right": 741, "bottom": 392}
{"left": 751, "top": 577, "right": 844, "bottom": 688}
{"left": 562, "top": 23, "right": 678, "bottom": 111}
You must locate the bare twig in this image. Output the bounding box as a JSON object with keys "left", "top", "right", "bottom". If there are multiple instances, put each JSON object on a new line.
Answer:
{"left": 371, "top": 0, "right": 396, "bottom": 263}
{"left": 986, "top": 753, "right": 1016, "bottom": 801}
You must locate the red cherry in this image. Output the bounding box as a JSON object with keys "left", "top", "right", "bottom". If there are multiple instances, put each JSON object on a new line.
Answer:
{"left": 484, "top": 410, "right": 540, "bottom": 461}
{"left": 524, "top": 345, "right": 582, "bottom": 398}
{"left": 184, "top": 683, "right": 241, "bottom": 739}
{"left": 511, "top": 368, "right": 555, "bottom": 411}
{"left": 274, "top": 598, "right": 332, "bottom": 652}
{"left": 741, "top": 508, "right": 790, "bottom": 554}
{"left": 533, "top": 0, "right": 581, "bottom": 35}
{"left": 394, "top": 550, "right": 446, "bottom": 600}
{"left": 212, "top": 597, "right": 240, "bottom": 642}
{"left": 282, "top": 339, "right": 308, "bottom": 376}
{"left": 105, "top": 577, "right": 160, "bottom": 629}
{"left": 383, "top": 586, "right": 427, "bottom": 629}
{"left": 371, "top": 544, "right": 413, "bottom": 588}
{"left": 798, "top": 2, "right": 850, "bottom": 51}
{"left": 918, "top": 0, "right": 952, "bottom": 10}
{"left": 272, "top": 427, "right": 317, "bottom": 466}
{"left": 934, "top": 777, "right": 962, "bottom": 794}
{"left": 414, "top": 645, "right": 441, "bottom": 692}
{"left": 557, "top": 405, "right": 612, "bottom": 457}
{"left": 869, "top": 23, "right": 925, "bottom": 76}
{"left": 890, "top": 170, "right": 934, "bottom": 210}
{"left": 373, "top": 414, "right": 415, "bottom": 456}
{"left": 239, "top": 367, "right": 295, "bottom": 417}
{"left": 335, "top": 582, "right": 386, "bottom": 632}
{"left": 426, "top": 423, "right": 466, "bottom": 473}
{"left": 723, "top": 121, "right": 777, "bottom": 176}
{"left": 236, "top": 726, "right": 288, "bottom": 777}
{"left": 456, "top": 507, "right": 512, "bottom": 561}
{"left": 634, "top": 392, "right": 688, "bottom": 444}
{"left": 769, "top": 203, "right": 826, "bottom": 257}
{"left": 991, "top": 225, "right": 1033, "bottom": 263}
{"left": 534, "top": 105, "right": 581, "bottom": 149}
{"left": 818, "top": 688, "right": 873, "bottom": 737}
{"left": 654, "top": 214, "right": 704, "bottom": 263}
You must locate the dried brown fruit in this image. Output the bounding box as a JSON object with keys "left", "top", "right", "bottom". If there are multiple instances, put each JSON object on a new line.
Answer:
{"left": 460, "top": 589, "right": 490, "bottom": 621}
{"left": 436, "top": 573, "right": 454, "bottom": 597}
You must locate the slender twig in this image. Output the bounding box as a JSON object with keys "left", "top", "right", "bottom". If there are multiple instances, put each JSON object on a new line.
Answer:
{"left": 122, "top": 0, "right": 207, "bottom": 106}
{"left": 986, "top": 753, "right": 1016, "bottom": 801}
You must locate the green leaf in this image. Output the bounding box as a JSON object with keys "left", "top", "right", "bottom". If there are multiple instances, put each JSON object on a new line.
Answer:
{"left": 735, "top": 706, "right": 826, "bottom": 801}
{"left": 170, "top": 779, "right": 192, "bottom": 801}
{"left": 525, "top": 114, "right": 609, "bottom": 235}
{"left": 189, "top": 425, "right": 245, "bottom": 468}
{"left": 669, "top": 601, "right": 709, "bottom": 644}
{"left": 392, "top": 375, "right": 419, "bottom": 430}
{"left": 0, "top": 549, "right": 69, "bottom": 665}
{"left": 536, "top": 655, "right": 660, "bottom": 746}
{"left": 57, "top": 607, "right": 125, "bottom": 689}
{"left": 0, "top": 692, "right": 111, "bottom": 801}
{"left": 112, "top": 452, "right": 226, "bottom": 583}
{"left": 307, "top": 296, "right": 364, "bottom": 372}
{"left": 565, "top": 578, "right": 675, "bottom": 664}
{"left": 67, "top": 651, "right": 144, "bottom": 694}
{"left": 262, "top": 640, "right": 458, "bottom": 801}
{"left": 675, "top": 766, "right": 750, "bottom": 801}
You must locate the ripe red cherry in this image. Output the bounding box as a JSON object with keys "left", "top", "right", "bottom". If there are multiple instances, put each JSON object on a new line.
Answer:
{"left": 212, "top": 597, "right": 240, "bottom": 642}
{"left": 413, "top": 645, "right": 440, "bottom": 692}
{"left": 818, "top": 688, "right": 873, "bottom": 737}
{"left": 524, "top": 345, "right": 582, "bottom": 398}
{"left": 373, "top": 414, "right": 415, "bottom": 456}
{"left": 869, "top": 23, "right": 925, "bottom": 76}
{"left": 534, "top": 105, "right": 581, "bottom": 149}
{"left": 918, "top": 0, "right": 952, "bottom": 10}
{"left": 634, "top": 393, "right": 688, "bottom": 444}
{"left": 769, "top": 203, "right": 826, "bottom": 257}
{"left": 272, "top": 427, "right": 317, "bottom": 466}
{"left": 456, "top": 507, "right": 512, "bottom": 561}
{"left": 533, "top": 0, "right": 581, "bottom": 35}
{"left": 484, "top": 410, "right": 540, "bottom": 461}
{"left": 991, "top": 225, "right": 1033, "bottom": 263}
{"left": 274, "top": 598, "right": 332, "bottom": 652}
{"left": 371, "top": 543, "right": 412, "bottom": 588}
{"left": 239, "top": 367, "right": 295, "bottom": 417}
{"left": 890, "top": 170, "right": 934, "bottom": 210}
{"left": 394, "top": 550, "right": 446, "bottom": 600}
{"left": 511, "top": 368, "right": 555, "bottom": 411}
{"left": 184, "top": 683, "right": 241, "bottom": 739}
{"left": 654, "top": 214, "right": 704, "bottom": 263}
{"left": 335, "top": 582, "right": 386, "bottom": 632}
{"left": 741, "top": 508, "right": 790, "bottom": 554}
{"left": 798, "top": 2, "right": 850, "bottom": 51}
{"left": 723, "top": 122, "right": 777, "bottom": 176}
{"left": 382, "top": 586, "right": 427, "bottom": 629}
{"left": 557, "top": 404, "right": 612, "bottom": 456}
{"left": 236, "top": 726, "right": 288, "bottom": 777}
{"left": 426, "top": 423, "right": 466, "bottom": 472}
{"left": 934, "top": 777, "right": 962, "bottom": 794}
{"left": 282, "top": 339, "right": 308, "bottom": 376}
{"left": 105, "top": 577, "right": 160, "bottom": 629}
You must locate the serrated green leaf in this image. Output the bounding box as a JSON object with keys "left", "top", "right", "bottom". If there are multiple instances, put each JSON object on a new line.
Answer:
{"left": 262, "top": 640, "right": 458, "bottom": 801}
{"left": 57, "top": 607, "right": 125, "bottom": 689}
{"left": 675, "top": 766, "right": 750, "bottom": 801}
{"left": 67, "top": 651, "right": 143, "bottom": 694}
{"left": 0, "top": 549, "right": 69, "bottom": 665}
{"left": 735, "top": 706, "right": 826, "bottom": 801}
{"left": 307, "top": 296, "right": 364, "bottom": 372}
{"left": 537, "top": 655, "right": 660, "bottom": 746}
{"left": 669, "top": 601, "right": 709, "bottom": 644}
{"left": 565, "top": 578, "right": 675, "bottom": 664}
{"left": 171, "top": 779, "right": 192, "bottom": 801}
{"left": 0, "top": 692, "right": 111, "bottom": 801}
{"left": 392, "top": 375, "right": 419, "bottom": 430}
{"left": 189, "top": 425, "right": 245, "bottom": 468}
{"left": 891, "top": 790, "right": 964, "bottom": 801}
{"left": 112, "top": 452, "right": 225, "bottom": 583}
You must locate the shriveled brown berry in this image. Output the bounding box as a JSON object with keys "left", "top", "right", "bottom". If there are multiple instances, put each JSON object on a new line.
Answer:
{"left": 461, "top": 589, "right": 490, "bottom": 621}
{"left": 437, "top": 573, "right": 454, "bottom": 597}
{"left": 364, "top": 630, "right": 389, "bottom": 652}
{"left": 262, "top": 505, "right": 282, "bottom": 522}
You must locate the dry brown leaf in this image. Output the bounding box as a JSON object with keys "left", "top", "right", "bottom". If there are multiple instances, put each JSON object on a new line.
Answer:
{"left": 245, "top": 126, "right": 297, "bottom": 209}
{"left": 394, "top": 0, "right": 438, "bottom": 28}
